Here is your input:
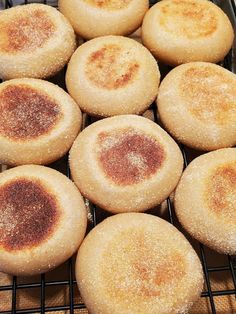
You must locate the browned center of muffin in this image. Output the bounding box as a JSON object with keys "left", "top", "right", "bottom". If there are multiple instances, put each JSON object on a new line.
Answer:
{"left": 83, "top": 0, "right": 132, "bottom": 10}
{"left": 205, "top": 162, "right": 236, "bottom": 222}
{"left": 179, "top": 65, "right": 236, "bottom": 125}
{"left": 158, "top": 0, "right": 217, "bottom": 39}
{"left": 0, "top": 9, "right": 55, "bottom": 53}
{"left": 102, "top": 229, "right": 186, "bottom": 299}
{"left": 97, "top": 128, "right": 165, "bottom": 185}
{"left": 0, "top": 84, "right": 62, "bottom": 140}
{"left": 0, "top": 178, "right": 60, "bottom": 251}
{"left": 86, "top": 44, "right": 139, "bottom": 89}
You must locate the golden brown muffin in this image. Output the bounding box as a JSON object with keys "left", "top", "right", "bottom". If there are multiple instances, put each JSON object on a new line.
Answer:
{"left": 69, "top": 115, "right": 183, "bottom": 213}
{"left": 0, "top": 4, "right": 76, "bottom": 80}
{"left": 142, "top": 0, "right": 234, "bottom": 66}
{"left": 59, "top": 0, "right": 149, "bottom": 39}
{"left": 175, "top": 148, "right": 236, "bottom": 255}
{"left": 157, "top": 62, "right": 236, "bottom": 151}
{"left": 0, "top": 78, "right": 82, "bottom": 166}
{"left": 66, "top": 36, "right": 160, "bottom": 117}
{"left": 0, "top": 165, "right": 87, "bottom": 276}
{"left": 76, "top": 213, "right": 204, "bottom": 314}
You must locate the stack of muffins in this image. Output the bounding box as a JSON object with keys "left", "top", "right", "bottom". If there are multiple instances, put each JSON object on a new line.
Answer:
{"left": 0, "top": 1, "right": 235, "bottom": 313}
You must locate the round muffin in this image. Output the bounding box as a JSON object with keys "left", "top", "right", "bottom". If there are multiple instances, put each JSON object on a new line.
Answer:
{"left": 0, "top": 78, "right": 82, "bottom": 166}
{"left": 76, "top": 213, "right": 203, "bottom": 314}
{"left": 69, "top": 115, "right": 183, "bottom": 213}
{"left": 0, "top": 3, "right": 76, "bottom": 80}
{"left": 142, "top": 0, "right": 234, "bottom": 66}
{"left": 0, "top": 165, "right": 87, "bottom": 276}
{"left": 157, "top": 62, "right": 236, "bottom": 151}
{"left": 59, "top": 0, "right": 149, "bottom": 39}
{"left": 175, "top": 148, "right": 236, "bottom": 255}
{"left": 66, "top": 36, "right": 160, "bottom": 117}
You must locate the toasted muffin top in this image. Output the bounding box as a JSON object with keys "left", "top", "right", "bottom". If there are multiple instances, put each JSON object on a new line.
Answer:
{"left": 82, "top": 0, "right": 132, "bottom": 10}
{"left": 0, "top": 5, "right": 56, "bottom": 54}
{"left": 178, "top": 63, "right": 236, "bottom": 125}
{"left": 96, "top": 127, "right": 165, "bottom": 185}
{"left": 0, "top": 177, "right": 60, "bottom": 251}
{"left": 85, "top": 43, "right": 140, "bottom": 90}
{"left": 156, "top": 0, "right": 217, "bottom": 39}
{"left": 0, "top": 84, "right": 62, "bottom": 140}
{"left": 205, "top": 161, "right": 236, "bottom": 224}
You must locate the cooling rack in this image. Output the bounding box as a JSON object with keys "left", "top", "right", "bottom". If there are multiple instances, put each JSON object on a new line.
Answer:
{"left": 0, "top": 0, "right": 236, "bottom": 313}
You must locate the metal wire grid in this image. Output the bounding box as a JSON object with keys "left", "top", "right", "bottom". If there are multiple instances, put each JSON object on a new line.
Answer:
{"left": 0, "top": 0, "right": 235, "bottom": 313}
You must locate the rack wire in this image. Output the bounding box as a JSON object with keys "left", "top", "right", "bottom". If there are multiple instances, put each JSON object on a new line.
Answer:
{"left": 0, "top": 0, "right": 236, "bottom": 313}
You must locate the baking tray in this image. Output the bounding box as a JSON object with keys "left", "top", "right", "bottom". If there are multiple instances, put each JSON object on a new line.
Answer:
{"left": 0, "top": 1, "right": 236, "bottom": 313}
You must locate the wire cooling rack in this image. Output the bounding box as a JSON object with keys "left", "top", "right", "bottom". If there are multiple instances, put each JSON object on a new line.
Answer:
{"left": 0, "top": 0, "right": 236, "bottom": 313}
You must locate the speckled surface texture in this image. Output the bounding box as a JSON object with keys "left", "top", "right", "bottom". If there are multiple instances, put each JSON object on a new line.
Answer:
{"left": 0, "top": 0, "right": 235, "bottom": 313}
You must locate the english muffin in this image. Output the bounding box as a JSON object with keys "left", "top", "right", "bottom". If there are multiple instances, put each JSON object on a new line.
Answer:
{"left": 0, "top": 165, "right": 87, "bottom": 276}
{"left": 175, "top": 148, "right": 236, "bottom": 255}
{"left": 69, "top": 115, "right": 183, "bottom": 213}
{"left": 0, "top": 78, "right": 82, "bottom": 166}
{"left": 157, "top": 62, "right": 236, "bottom": 151}
{"left": 66, "top": 36, "right": 160, "bottom": 117}
{"left": 142, "top": 0, "right": 234, "bottom": 65}
{"left": 76, "top": 213, "right": 203, "bottom": 314}
{"left": 0, "top": 4, "right": 76, "bottom": 80}
{"left": 59, "top": 0, "right": 149, "bottom": 39}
